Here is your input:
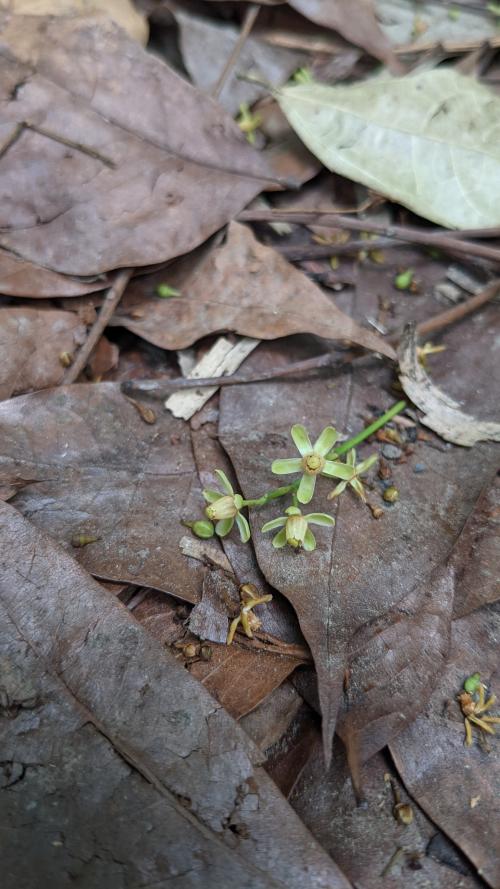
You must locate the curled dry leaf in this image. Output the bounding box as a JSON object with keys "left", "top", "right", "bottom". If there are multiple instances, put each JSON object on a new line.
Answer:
{"left": 0, "top": 247, "right": 111, "bottom": 298}
{"left": 113, "top": 222, "right": 395, "bottom": 359}
{"left": 0, "top": 14, "right": 277, "bottom": 280}
{"left": 277, "top": 69, "right": 500, "bottom": 229}
{"left": 390, "top": 604, "right": 500, "bottom": 889}
{"left": 288, "top": 0, "right": 400, "bottom": 70}
{"left": 0, "top": 307, "right": 87, "bottom": 399}
{"left": 219, "top": 336, "right": 500, "bottom": 764}
{"left": 0, "top": 501, "right": 352, "bottom": 889}
{"left": 398, "top": 324, "right": 500, "bottom": 447}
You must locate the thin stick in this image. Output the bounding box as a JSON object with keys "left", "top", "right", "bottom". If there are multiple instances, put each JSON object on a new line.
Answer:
{"left": 63, "top": 269, "right": 132, "bottom": 384}
{"left": 415, "top": 279, "right": 500, "bottom": 338}
{"left": 211, "top": 4, "right": 260, "bottom": 99}
{"left": 238, "top": 209, "right": 500, "bottom": 263}
{"left": 278, "top": 236, "right": 401, "bottom": 261}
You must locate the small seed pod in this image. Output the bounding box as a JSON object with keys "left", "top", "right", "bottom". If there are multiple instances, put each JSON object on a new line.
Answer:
{"left": 464, "top": 672, "right": 481, "bottom": 694}
{"left": 183, "top": 519, "right": 215, "bottom": 539}
{"left": 59, "top": 351, "right": 73, "bottom": 368}
{"left": 71, "top": 533, "right": 99, "bottom": 548}
{"left": 383, "top": 486, "right": 399, "bottom": 503}
{"left": 394, "top": 803, "right": 413, "bottom": 826}
{"left": 200, "top": 644, "right": 213, "bottom": 661}
{"left": 183, "top": 643, "right": 198, "bottom": 659}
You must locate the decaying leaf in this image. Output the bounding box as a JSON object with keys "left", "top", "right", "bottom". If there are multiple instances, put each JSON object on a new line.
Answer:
{"left": 0, "top": 383, "right": 206, "bottom": 602}
{"left": 113, "top": 222, "right": 396, "bottom": 359}
{"left": 398, "top": 324, "right": 500, "bottom": 446}
{"left": 0, "top": 14, "right": 277, "bottom": 280}
{"left": 277, "top": 69, "right": 500, "bottom": 229}
{"left": 390, "top": 604, "right": 500, "bottom": 888}
{"left": 2, "top": 0, "right": 149, "bottom": 43}
{"left": 219, "top": 336, "right": 500, "bottom": 764}
{"left": 0, "top": 307, "right": 86, "bottom": 399}
{"left": 451, "top": 475, "right": 500, "bottom": 619}
{"left": 0, "top": 247, "right": 111, "bottom": 297}
{"left": 377, "top": 0, "right": 498, "bottom": 50}
{"left": 288, "top": 0, "right": 399, "bottom": 70}
{"left": 176, "top": 10, "right": 306, "bottom": 115}
{"left": 0, "top": 501, "right": 353, "bottom": 889}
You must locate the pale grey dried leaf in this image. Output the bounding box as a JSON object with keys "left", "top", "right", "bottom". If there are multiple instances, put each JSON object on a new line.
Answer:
{"left": 398, "top": 324, "right": 500, "bottom": 446}
{"left": 377, "top": 0, "right": 497, "bottom": 48}
{"left": 277, "top": 69, "right": 500, "bottom": 229}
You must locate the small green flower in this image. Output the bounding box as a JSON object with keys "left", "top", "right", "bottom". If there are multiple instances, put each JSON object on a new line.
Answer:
{"left": 262, "top": 506, "right": 335, "bottom": 552}
{"left": 272, "top": 425, "right": 352, "bottom": 504}
{"left": 203, "top": 470, "right": 250, "bottom": 542}
{"left": 327, "top": 449, "right": 378, "bottom": 502}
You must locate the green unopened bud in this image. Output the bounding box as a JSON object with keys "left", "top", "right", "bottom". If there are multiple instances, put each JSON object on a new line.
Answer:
{"left": 183, "top": 519, "right": 215, "bottom": 539}
{"left": 155, "top": 284, "right": 181, "bottom": 298}
{"left": 464, "top": 672, "right": 482, "bottom": 694}
{"left": 285, "top": 513, "right": 308, "bottom": 548}
{"left": 206, "top": 495, "right": 239, "bottom": 521}
{"left": 394, "top": 269, "right": 414, "bottom": 290}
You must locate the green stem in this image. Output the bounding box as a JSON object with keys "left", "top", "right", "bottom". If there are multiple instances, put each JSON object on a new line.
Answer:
{"left": 243, "top": 482, "right": 298, "bottom": 508}
{"left": 327, "top": 400, "right": 406, "bottom": 459}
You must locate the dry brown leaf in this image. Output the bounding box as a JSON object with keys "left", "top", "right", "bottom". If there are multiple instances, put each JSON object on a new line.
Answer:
{"left": 0, "top": 382, "right": 206, "bottom": 602}
{"left": 1, "top": 0, "right": 148, "bottom": 43}
{"left": 113, "top": 222, "right": 396, "bottom": 359}
{"left": 390, "top": 604, "right": 500, "bottom": 888}
{"left": 0, "top": 247, "right": 111, "bottom": 297}
{"left": 0, "top": 306, "right": 87, "bottom": 399}
{"left": 399, "top": 324, "right": 500, "bottom": 447}
{"left": 0, "top": 14, "right": 277, "bottom": 280}
{"left": 219, "top": 335, "right": 499, "bottom": 764}
{"left": 289, "top": 0, "right": 401, "bottom": 70}
{"left": 451, "top": 475, "right": 500, "bottom": 619}
{"left": 0, "top": 500, "right": 353, "bottom": 888}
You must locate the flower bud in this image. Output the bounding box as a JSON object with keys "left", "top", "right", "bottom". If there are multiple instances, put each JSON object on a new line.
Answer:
{"left": 206, "top": 495, "right": 238, "bottom": 521}
{"left": 285, "top": 514, "right": 308, "bottom": 548}
{"left": 192, "top": 520, "right": 215, "bottom": 539}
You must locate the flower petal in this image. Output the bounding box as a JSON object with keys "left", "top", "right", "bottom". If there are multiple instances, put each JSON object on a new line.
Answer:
{"left": 327, "top": 480, "right": 348, "bottom": 499}
{"left": 203, "top": 489, "right": 223, "bottom": 503}
{"left": 303, "top": 529, "right": 316, "bottom": 551}
{"left": 271, "top": 457, "right": 303, "bottom": 475}
{"left": 350, "top": 478, "right": 366, "bottom": 501}
{"left": 272, "top": 528, "right": 287, "bottom": 548}
{"left": 322, "top": 460, "right": 354, "bottom": 480}
{"left": 261, "top": 516, "right": 287, "bottom": 532}
{"left": 215, "top": 469, "right": 234, "bottom": 495}
{"left": 215, "top": 517, "right": 234, "bottom": 537}
{"left": 347, "top": 449, "right": 356, "bottom": 466}
{"left": 291, "top": 424, "right": 312, "bottom": 456}
{"left": 236, "top": 513, "right": 251, "bottom": 543}
{"left": 357, "top": 453, "right": 378, "bottom": 474}
{"left": 313, "top": 426, "right": 338, "bottom": 456}
{"left": 304, "top": 513, "right": 335, "bottom": 526}
{"left": 297, "top": 472, "right": 316, "bottom": 504}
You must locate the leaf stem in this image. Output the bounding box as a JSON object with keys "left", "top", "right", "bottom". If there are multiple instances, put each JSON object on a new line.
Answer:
{"left": 243, "top": 482, "right": 298, "bottom": 508}
{"left": 328, "top": 400, "right": 407, "bottom": 459}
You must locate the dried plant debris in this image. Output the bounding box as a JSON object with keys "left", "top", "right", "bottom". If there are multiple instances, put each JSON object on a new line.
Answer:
{"left": 398, "top": 324, "right": 500, "bottom": 447}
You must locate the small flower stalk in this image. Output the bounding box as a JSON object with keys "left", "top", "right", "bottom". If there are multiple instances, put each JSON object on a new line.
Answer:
{"left": 327, "top": 449, "right": 378, "bottom": 502}
{"left": 262, "top": 506, "right": 335, "bottom": 552}
{"left": 203, "top": 470, "right": 250, "bottom": 542}
{"left": 272, "top": 425, "right": 352, "bottom": 504}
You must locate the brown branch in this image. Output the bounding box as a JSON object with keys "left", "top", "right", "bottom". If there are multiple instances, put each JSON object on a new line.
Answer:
{"left": 211, "top": 4, "right": 260, "bottom": 99}
{"left": 415, "top": 278, "right": 500, "bottom": 338}
{"left": 278, "top": 236, "right": 401, "bottom": 261}
{"left": 63, "top": 269, "right": 132, "bottom": 384}
{"left": 238, "top": 209, "right": 500, "bottom": 263}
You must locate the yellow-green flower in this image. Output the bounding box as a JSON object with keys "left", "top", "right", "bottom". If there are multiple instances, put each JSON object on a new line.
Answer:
{"left": 203, "top": 470, "right": 250, "bottom": 542}
{"left": 262, "top": 506, "right": 334, "bottom": 552}
{"left": 327, "top": 449, "right": 378, "bottom": 502}
{"left": 272, "top": 425, "right": 352, "bottom": 504}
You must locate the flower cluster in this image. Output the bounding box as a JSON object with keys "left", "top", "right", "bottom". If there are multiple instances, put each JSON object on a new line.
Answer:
{"left": 183, "top": 424, "right": 379, "bottom": 556}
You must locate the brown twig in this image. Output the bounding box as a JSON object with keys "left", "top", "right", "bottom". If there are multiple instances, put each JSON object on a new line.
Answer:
{"left": 415, "top": 278, "right": 500, "bottom": 338}
{"left": 63, "top": 269, "right": 132, "bottom": 384}
{"left": 278, "top": 236, "right": 401, "bottom": 261}
{"left": 238, "top": 209, "right": 500, "bottom": 263}
{"left": 211, "top": 4, "right": 260, "bottom": 99}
